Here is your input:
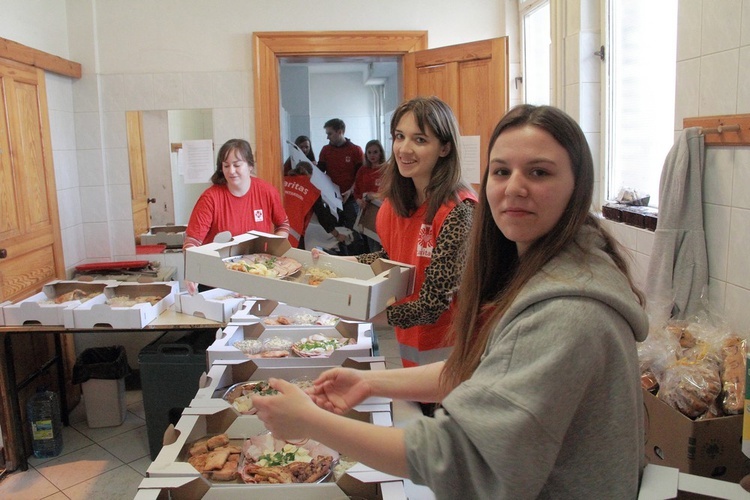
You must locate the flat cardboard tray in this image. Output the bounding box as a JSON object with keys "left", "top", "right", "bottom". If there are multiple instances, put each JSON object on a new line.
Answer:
{"left": 72, "top": 281, "right": 178, "bottom": 329}
{"left": 2, "top": 280, "right": 114, "bottom": 327}
{"left": 208, "top": 320, "right": 372, "bottom": 366}
{"left": 185, "top": 231, "right": 414, "bottom": 321}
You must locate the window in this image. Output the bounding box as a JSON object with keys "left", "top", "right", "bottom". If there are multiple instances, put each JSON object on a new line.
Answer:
{"left": 605, "top": 1, "right": 678, "bottom": 208}
{"left": 520, "top": 0, "right": 551, "bottom": 105}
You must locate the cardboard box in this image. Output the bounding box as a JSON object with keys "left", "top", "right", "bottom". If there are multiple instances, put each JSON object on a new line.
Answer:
{"left": 637, "top": 464, "right": 750, "bottom": 499}
{"left": 176, "top": 288, "right": 246, "bottom": 323}
{"left": 185, "top": 231, "right": 414, "bottom": 321}
{"left": 208, "top": 321, "right": 372, "bottom": 365}
{"left": 0, "top": 300, "right": 11, "bottom": 326}
{"left": 72, "top": 282, "right": 178, "bottom": 329}
{"left": 643, "top": 388, "right": 750, "bottom": 482}
{"left": 192, "top": 357, "right": 392, "bottom": 422}
{"left": 354, "top": 200, "right": 381, "bottom": 243}
{"left": 140, "top": 225, "right": 187, "bottom": 248}
{"left": 136, "top": 467, "right": 407, "bottom": 499}
{"left": 147, "top": 406, "right": 266, "bottom": 477}
{"left": 144, "top": 405, "right": 404, "bottom": 499}
{"left": 2, "top": 280, "right": 113, "bottom": 327}
{"left": 228, "top": 299, "right": 341, "bottom": 327}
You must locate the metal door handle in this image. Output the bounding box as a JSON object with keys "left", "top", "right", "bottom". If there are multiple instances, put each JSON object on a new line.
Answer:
{"left": 0, "top": 248, "right": 7, "bottom": 259}
{"left": 147, "top": 198, "right": 156, "bottom": 204}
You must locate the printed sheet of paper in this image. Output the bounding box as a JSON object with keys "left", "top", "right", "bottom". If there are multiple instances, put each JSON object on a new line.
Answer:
{"left": 460, "top": 135, "right": 481, "bottom": 184}
{"left": 181, "top": 139, "right": 215, "bottom": 184}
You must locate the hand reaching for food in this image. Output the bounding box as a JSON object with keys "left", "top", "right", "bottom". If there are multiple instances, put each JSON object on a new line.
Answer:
{"left": 307, "top": 367, "right": 372, "bottom": 415}
{"left": 251, "top": 378, "right": 319, "bottom": 442}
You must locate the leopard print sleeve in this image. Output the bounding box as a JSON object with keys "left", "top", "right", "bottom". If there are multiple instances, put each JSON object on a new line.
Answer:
{"left": 356, "top": 249, "right": 389, "bottom": 265}
{"left": 386, "top": 199, "right": 475, "bottom": 329}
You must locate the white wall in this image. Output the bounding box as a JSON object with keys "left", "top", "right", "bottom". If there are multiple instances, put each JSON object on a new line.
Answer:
{"left": 309, "top": 72, "right": 377, "bottom": 157}
{"left": 601, "top": 0, "right": 750, "bottom": 334}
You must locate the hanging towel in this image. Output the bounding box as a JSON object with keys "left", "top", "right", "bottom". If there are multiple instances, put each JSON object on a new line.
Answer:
{"left": 645, "top": 127, "right": 707, "bottom": 320}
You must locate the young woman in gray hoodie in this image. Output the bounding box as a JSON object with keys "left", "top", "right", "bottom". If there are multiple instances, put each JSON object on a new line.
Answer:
{"left": 252, "top": 104, "right": 649, "bottom": 500}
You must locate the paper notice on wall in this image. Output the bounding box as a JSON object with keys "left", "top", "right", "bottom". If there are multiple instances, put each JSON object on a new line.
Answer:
{"left": 180, "top": 139, "right": 215, "bottom": 184}
{"left": 460, "top": 135, "right": 481, "bottom": 184}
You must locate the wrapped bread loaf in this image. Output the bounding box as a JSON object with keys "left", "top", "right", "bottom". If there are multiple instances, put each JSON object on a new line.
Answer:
{"left": 658, "top": 362, "right": 722, "bottom": 418}
{"left": 719, "top": 336, "right": 746, "bottom": 414}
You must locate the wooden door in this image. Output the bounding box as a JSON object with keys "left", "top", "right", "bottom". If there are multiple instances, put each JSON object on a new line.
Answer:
{"left": 0, "top": 58, "right": 65, "bottom": 302}
{"left": 127, "top": 111, "right": 151, "bottom": 243}
{"left": 403, "top": 37, "right": 509, "bottom": 182}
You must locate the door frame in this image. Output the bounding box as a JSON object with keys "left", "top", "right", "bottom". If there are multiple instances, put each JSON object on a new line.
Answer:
{"left": 252, "top": 31, "right": 428, "bottom": 192}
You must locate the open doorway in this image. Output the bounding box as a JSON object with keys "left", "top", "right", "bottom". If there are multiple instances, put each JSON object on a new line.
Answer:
{"left": 279, "top": 58, "right": 399, "bottom": 167}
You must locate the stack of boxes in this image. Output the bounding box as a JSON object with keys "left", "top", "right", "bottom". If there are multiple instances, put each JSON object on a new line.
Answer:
{"left": 137, "top": 231, "right": 414, "bottom": 498}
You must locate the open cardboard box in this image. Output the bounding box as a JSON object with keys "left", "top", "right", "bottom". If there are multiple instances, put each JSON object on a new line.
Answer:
{"left": 137, "top": 466, "right": 407, "bottom": 499}
{"left": 72, "top": 281, "right": 178, "bottom": 329}
{"left": 208, "top": 320, "right": 372, "bottom": 366}
{"left": 229, "top": 299, "right": 341, "bottom": 327}
{"left": 643, "top": 388, "right": 750, "bottom": 482}
{"left": 140, "top": 225, "right": 187, "bottom": 248}
{"left": 2, "top": 280, "right": 114, "bottom": 327}
{"left": 637, "top": 464, "right": 750, "bottom": 499}
{"left": 176, "top": 288, "right": 246, "bottom": 323}
{"left": 354, "top": 199, "right": 381, "bottom": 243}
{"left": 185, "top": 231, "right": 414, "bottom": 321}
{"left": 191, "top": 357, "right": 392, "bottom": 424}
{"left": 147, "top": 406, "right": 265, "bottom": 478}
{"left": 145, "top": 404, "right": 403, "bottom": 499}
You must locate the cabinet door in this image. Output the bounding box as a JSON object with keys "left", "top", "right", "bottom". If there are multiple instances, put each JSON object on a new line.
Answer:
{"left": 403, "top": 37, "right": 509, "bottom": 185}
{"left": 126, "top": 110, "right": 151, "bottom": 243}
{"left": 0, "top": 58, "right": 65, "bottom": 302}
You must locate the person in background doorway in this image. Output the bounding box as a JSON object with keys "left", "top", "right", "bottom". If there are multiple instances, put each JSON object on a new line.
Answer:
{"left": 184, "top": 138, "right": 290, "bottom": 294}
{"left": 317, "top": 118, "right": 365, "bottom": 254}
{"left": 354, "top": 139, "right": 385, "bottom": 252}
{"left": 283, "top": 135, "right": 316, "bottom": 176}
{"left": 252, "top": 104, "right": 648, "bottom": 499}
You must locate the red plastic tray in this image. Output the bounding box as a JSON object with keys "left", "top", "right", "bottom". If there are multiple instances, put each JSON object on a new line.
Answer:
{"left": 75, "top": 260, "right": 150, "bottom": 272}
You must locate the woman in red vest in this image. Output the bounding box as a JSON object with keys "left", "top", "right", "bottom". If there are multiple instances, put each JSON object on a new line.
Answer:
{"left": 354, "top": 97, "right": 477, "bottom": 380}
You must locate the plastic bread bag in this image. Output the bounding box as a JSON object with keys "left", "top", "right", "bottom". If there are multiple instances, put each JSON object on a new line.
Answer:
{"left": 657, "top": 359, "right": 722, "bottom": 419}
{"left": 718, "top": 335, "right": 746, "bottom": 414}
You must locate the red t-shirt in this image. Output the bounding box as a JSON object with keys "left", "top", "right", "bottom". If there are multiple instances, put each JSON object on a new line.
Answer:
{"left": 184, "top": 178, "right": 288, "bottom": 248}
{"left": 353, "top": 164, "right": 382, "bottom": 200}
{"left": 318, "top": 139, "right": 363, "bottom": 193}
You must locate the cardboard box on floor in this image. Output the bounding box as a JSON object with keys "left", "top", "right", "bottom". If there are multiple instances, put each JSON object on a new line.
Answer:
{"left": 176, "top": 288, "right": 246, "bottom": 323}
{"left": 208, "top": 320, "right": 372, "bottom": 365}
{"left": 136, "top": 468, "right": 407, "bottom": 499}
{"left": 72, "top": 281, "right": 178, "bottom": 329}
{"left": 2, "top": 280, "right": 114, "bottom": 327}
{"left": 643, "top": 388, "right": 750, "bottom": 482}
{"left": 637, "top": 464, "right": 750, "bottom": 499}
{"left": 185, "top": 231, "right": 414, "bottom": 321}
{"left": 191, "top": 357, "right": 393, "bottom": 424}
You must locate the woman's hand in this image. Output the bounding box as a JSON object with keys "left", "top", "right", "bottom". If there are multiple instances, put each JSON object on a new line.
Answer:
{"left": 251, "top": 378, "right": 320, "bottom": 441}
{"left": 307, "top": 367, "right": 372, "bottom": 415}
{"left": 185, "top": 280, "right": 198, "bottom": 295}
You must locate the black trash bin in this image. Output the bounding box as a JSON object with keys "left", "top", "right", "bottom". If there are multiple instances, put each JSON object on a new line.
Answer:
{"left": 138, "top": 330, "right": 213, "bottom": 460}
{"left": 72, "top": 346, "right": 131, "bottom": 428}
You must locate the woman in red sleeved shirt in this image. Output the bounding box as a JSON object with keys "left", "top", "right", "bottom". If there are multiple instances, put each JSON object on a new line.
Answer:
{"left": 184, "top": 138, "right": 290, "bottom": 293}
{"left": 354, "top": 139, "right": 386, "bottom": 252}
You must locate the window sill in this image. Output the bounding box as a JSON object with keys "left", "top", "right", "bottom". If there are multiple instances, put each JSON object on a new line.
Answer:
{"left": 601, "top": 203, "right": 658, "bottom": 232}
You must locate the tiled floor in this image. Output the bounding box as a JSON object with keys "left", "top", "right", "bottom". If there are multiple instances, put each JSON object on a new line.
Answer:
{"left": 0, "top": 324, "right": 401, "bottom": 499}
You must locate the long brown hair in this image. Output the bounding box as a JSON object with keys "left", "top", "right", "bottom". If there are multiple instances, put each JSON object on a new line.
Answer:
{"left": 441, "top": 105, "right": 644, "bottom": 391}
{"left": 379, "top": 96, "right": 473, "bottom": 223}
{"left": 211, "top": 139, "right": 255, "bottom": 185}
